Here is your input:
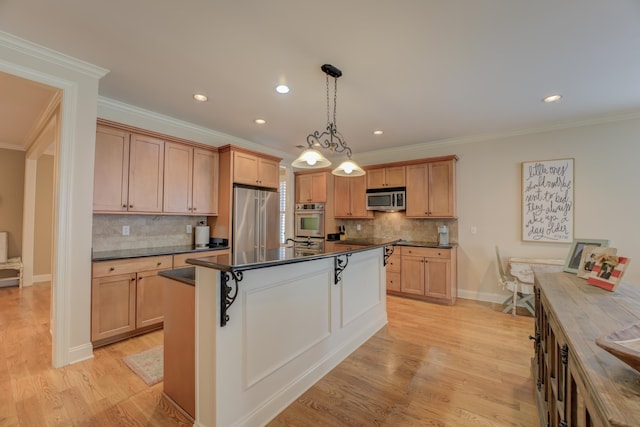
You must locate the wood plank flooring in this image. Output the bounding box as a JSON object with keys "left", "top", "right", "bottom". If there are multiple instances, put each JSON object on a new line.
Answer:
{"left": 0, "top": 282, "right": 538, "bottom": 426}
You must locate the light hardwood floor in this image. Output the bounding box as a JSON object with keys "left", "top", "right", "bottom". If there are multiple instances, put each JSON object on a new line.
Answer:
{"left": 0, "top": 282, "right": 538, "bottom": 426}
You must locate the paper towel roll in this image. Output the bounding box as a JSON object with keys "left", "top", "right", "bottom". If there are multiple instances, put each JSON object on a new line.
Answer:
{"left": 195, "top": 226, "right": 210, "bottom": 248}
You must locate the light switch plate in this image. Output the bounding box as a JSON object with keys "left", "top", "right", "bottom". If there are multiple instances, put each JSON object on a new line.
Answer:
{"left": 122, "top": 225, "right": 130, "bottom": 236}
{"left": 187, "top": 224, "right": 193, "bottom": 233}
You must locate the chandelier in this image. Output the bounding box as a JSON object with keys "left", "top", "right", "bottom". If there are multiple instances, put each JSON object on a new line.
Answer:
{"left": 292, "top": 64, "right": 365, "bottom": 177}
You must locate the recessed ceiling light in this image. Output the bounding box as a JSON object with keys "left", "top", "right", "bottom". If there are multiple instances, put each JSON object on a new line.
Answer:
{"left": 373, "top": 130, "right": 384, "bottom": 135}
{"left": 543, "top": 94, "right": 562, "bottom": 103}
{"left": 275, "top": 84, "right": 290, "bottom": 94}
{"left": 254, "top": 118, "right": 266, "bottom": 125}
{"left": 193, "top": 93, "right": 208, "bottom": 102}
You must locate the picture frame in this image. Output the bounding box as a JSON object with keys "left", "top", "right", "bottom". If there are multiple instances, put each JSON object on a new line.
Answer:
{"left": 563, "top": 238, "right": 610, "bottom": 274}
{"left": 576, "top": 246, "right": 617, "bottom": 279}
{"left": 522, "top": 158, "right": 574, "bottom": 243}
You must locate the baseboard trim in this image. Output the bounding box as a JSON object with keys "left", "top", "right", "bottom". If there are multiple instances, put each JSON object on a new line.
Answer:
{"left": 33, "top": 273, "right": 52, "bottom": 283}
{"left": 458, "top": 289, "right": 509, "bottom": 304}
{"left": 68, "top": 342, "right": 94, "bottom": 365}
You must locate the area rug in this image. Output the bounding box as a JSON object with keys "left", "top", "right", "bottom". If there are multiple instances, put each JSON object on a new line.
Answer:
{"left": 122, "top": 345, "right": 163, "bottom": 386}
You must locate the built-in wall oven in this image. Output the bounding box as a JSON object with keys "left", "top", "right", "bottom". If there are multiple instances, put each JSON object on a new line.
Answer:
{"left": 294, "top": 203, "right": 325, "bottom": 254}
{"left": 295, "top": 203, "right": 324, "bottom": 238}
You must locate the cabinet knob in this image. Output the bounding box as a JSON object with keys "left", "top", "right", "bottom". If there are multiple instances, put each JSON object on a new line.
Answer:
{"left": 122, "top": 204, "right": 127, "bottom": 208}
{"left": 109, "top": 267, "right": 115, "bottom": 271}
{"left": 131, "top": 277, "right": 135, "bottom": 281}
{"left": 193, "top": 207, "right": 197, "bottom": 211}
{"left": 129, "top": 205, "right": 134, "bottom": 208}
{"left": 157, "top": 262, "right": 162, "bottom": 266}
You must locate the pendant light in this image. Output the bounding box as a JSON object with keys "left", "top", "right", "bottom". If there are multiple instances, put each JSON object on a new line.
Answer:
{"left": 292, "top": 64, "right": 365, "bottom": 177}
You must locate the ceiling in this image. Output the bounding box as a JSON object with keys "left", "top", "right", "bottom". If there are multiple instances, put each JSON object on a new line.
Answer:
{"left": 1, "top": 0, "right": 640, "bottom": 161}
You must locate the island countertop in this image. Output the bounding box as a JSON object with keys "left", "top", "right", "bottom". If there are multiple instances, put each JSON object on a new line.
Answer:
{"left": 187, "top": 238, "right": 399, "bottom": 272}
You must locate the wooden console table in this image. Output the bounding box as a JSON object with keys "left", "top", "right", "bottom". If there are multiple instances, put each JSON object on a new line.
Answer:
{"left": 532, "top": 266, "right": 640, "bottom": 426}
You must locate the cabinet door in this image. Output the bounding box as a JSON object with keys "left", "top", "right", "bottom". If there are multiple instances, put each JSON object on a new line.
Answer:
{"left": 233, "top": 151, "right": 259, "bottom": 185}
{"left": 296, "top": 172, "right": 326, "bottom": 202}
{"left": 400, "top": 255, "right": 425, "bottom": 295}
{"left": 93, "top": 126, "right": 130, "bottom": 212}
{"left": 429, "top": 160, "right": 455, "bottom": 217}
{"left": 163, "top": 142, "right": 193, "bottom": 214}
{"left": 91, "top": 273, "right": 136, "bottom": 341}
{"left": 424, "top": 258, "right": 451, "bottom": 299}
{"left": 349, "top": 175, "right": 369, "bottom": 217}
{"left": 385, "top": 166, "right": 406, "bottom": 187}
{"left": 405, "top": 163, "right": 430, "bottom": 217}
{"left": 192, "top": 148, "right": 219, "bottom": 215}
{"left": 257, "top": 157, "right": 280, "bottom": 189}
{"left": 136, "top": 270, "right": 166, "bottom": 328}
{"left": 128, "top": 134, "right": 165, "bottom": 212}
{"left": 296, "top": 174, "right": 313, "bottom": 202}
{"left": 333, "top": 175, "right": 351, "bottom": 217}
{"left": 366, "top": 168, "right": 387, "bottom": 189}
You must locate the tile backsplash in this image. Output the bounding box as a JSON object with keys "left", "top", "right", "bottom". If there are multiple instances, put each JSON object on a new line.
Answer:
{"left": 92, "top": 215, "right": 206, "bottom": 252}
{"left": 335, "top": 212, "right": 458, "bottom": 243}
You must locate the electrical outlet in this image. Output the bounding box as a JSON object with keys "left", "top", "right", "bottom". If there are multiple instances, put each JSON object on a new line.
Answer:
{"left": 356, "top": 224, "right": 362, "bottom": 231}
{"left": 187, "top": 224, "right": 193, "bottom": 234}
{"left": 470, "top": 226, "right": 477, "bottom": 235}
{"left": 122, "top": 225, "right": 130, "bottom": 236}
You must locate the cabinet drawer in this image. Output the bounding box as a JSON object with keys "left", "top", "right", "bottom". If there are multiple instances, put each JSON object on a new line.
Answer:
{"left": 401, "top": 246, "right": 451, "bottom": 259}
{"left": 173, "top": 250, "right": 229, "bottom": 268}
{"left": 386, "top": 271, "right": 401, "bottom": 292}
{"left": 93, "top": 255, "right": 173, "bottom": 277}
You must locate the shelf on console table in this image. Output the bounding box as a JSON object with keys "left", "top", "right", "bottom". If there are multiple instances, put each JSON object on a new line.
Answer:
{"left": 532, "top": 266, "right": 640, "bottom": 427}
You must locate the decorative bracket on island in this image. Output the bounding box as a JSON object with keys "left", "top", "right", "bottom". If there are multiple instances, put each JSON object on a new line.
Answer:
{"left": 334, "top": 254, "right": 351, "bottom": 285}
{"left": 220, "top": 270, "right": 243, "bottom": 327}
{"left": 384, "top": 245, "right": 395, "bottom": 266}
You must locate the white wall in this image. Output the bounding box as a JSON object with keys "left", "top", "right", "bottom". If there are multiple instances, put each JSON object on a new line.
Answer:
{"left": 360, "top": 114, "right": 640, "bottom": 301}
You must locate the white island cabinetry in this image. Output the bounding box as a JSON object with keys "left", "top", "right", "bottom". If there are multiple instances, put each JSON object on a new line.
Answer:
{"left": 189, "top": 245, "right": 388, "bottom": 426}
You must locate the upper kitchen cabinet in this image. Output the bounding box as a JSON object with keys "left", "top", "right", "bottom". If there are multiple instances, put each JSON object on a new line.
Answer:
{"left": 334, "top": 175, "right": 372, "bottom": 219}
{"left": 405, "top": 157, "right": 457, "bottom": 218}
{"left": 164, "top": 142, "right": 219, "bottom": 215}
{"left": 295, "top": 172, "right": 327, "bottom": 203}
{"left": 233, "top": 149, "right": 280, "bottom": 189}
{"left": 93, "top": 126, "right": 164, "bottom": 213}
{"left": 93, "top": 125, "right": 130, "bottom": 212}
{"left": 366, "top": 166, "right": 406, "bottom": 189}
{"left": 127, "top": 134, "right": 165, "bottom": 213}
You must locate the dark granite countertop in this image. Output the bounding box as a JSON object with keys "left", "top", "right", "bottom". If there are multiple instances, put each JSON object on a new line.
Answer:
{"left": 159, "top": 267, "right": 195, "bottom": 286}
{"left": 92, "top": 245, "right": 229, "bottom": 262}
{"left": 187, "top": 238, "right": 400, "bottom": 273}
{"left": 336, "top": 238, "right": 457, "bottom": 249}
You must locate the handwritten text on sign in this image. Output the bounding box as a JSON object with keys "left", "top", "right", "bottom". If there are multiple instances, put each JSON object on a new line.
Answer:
{"left": 522, "top": 158, "right": 574, "bottom": 242}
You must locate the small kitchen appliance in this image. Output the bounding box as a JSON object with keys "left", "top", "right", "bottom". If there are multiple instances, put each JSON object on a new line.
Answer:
{"left": 438, "top": 225, "right": 449, "bottom": 246}
{"left": 195, "top": 221, "right": 210, "bottom": 249}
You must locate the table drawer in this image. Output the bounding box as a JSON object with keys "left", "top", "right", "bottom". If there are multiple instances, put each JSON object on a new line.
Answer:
{"left": 92, "top": 255, "right": 173, "bottom": 277}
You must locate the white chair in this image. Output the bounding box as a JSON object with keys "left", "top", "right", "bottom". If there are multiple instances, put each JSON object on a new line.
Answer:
{"left": 0, "top": 232, "right": 22, "bottom": 287}
{"left": 496, "top": 246, "right": 534, "bottom": 316}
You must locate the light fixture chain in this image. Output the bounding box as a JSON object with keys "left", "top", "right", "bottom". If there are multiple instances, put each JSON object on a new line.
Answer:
{"left": 333, "top": 77, "right": 338, "bottom": 130}
{"left": 326, "top": 75, "right": 330, "bottom": 127}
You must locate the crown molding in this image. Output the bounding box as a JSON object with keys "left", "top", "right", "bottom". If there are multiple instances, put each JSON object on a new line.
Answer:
{"left": 358, "top": 108, "right": 640, "bottom": 164}
{"left": 98, "top": 96, "right": 291, "bottom": 160}
{"left": 0, "top": 30, "right": 108, "bottom": 79}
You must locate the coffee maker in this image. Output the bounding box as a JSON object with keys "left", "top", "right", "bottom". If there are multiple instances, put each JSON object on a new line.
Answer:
{"left": 437, "top": 225, "right": 449, "bottom": 246}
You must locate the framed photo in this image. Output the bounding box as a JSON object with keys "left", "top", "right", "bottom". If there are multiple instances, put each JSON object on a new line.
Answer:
{"left": 563, "top": 238, "right": 610, "bottom": 274}
{"left": 577, "top": 246, "right": 617, "bottom": 279}
{"left": 587, "top": 255, "right": 631, "bottom": 292}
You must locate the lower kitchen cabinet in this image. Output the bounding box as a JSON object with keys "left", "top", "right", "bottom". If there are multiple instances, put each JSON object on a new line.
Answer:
{"left": 91, "top": 255, "right": 172, "bottom": 346}
{"left": 385, "top": 246, "right": 401, "bottom": 292}
{"left": 388, "top": 246, "right": 457, "bottom": 305}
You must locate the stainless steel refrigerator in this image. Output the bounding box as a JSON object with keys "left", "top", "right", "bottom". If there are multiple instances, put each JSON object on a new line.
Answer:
{"left": 233, "top": 185, "right": 280, "bottom": 263}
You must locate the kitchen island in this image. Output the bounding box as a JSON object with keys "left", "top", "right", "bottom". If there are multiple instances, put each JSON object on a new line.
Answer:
{"left": 162, "top": 239, "right": 396, "bottom": 426}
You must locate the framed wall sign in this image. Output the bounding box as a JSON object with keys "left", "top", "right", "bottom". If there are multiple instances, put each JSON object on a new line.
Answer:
{"left": 522, "top": 158, "right": 574, "bottom": 243}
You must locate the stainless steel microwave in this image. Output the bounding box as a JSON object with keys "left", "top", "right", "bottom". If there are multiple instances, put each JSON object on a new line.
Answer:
{"left": 366, "top": 189, "right": 405, "bottom": 211}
